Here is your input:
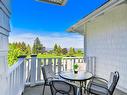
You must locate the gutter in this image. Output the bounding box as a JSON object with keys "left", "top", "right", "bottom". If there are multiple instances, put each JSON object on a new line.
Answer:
{"left": 67, "top": 0, "right": 126, "bottom": 32}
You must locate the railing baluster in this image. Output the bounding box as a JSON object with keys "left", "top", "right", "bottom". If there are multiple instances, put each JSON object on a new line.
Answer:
{"left": 20, "top": 62, "right": 23, "bottom": 90}
{"left": 8, "top": 74, "right": 10, "bottom": 95}
{"left": 58, "top": 58, "right": 62, "bottom": 73}
{"left": 65, "top": 59, "right": 67, "bottom": 70}
{"left": 62, "top": 59, "right": 65, "bottom": 71}
{"left": 12, "top": 71, "right": 15, "bottom": 95}
{"left": 48, "top": 58, "right": 52, "bottom": 65}
{"left": 37, "top": 58, "right": 41, "bottom": 81}
{"left": 17, "top": 66, "right": 20, "bottom": 93}
{"left": 10, "top": 72, "right": 13, "bottom": 95}
{"left": 15, "top": 68, "right": 18, "bottom": 94}
{"left": 44, "top": 58, "right": 46, "bottom": 65}
{"left": 54, "top": 58, "right": 56, "bottom": 73}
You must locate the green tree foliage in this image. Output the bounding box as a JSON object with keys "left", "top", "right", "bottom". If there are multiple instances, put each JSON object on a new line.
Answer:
{"left": 48, "top": 50, "right": 53, "bottom": 54}
{"left": 62, "top": 48, "right": 68, "bottom": 55}
{"left": 8, "top": 44, "right": 22, "bottom": 66}
{"left": 56, "top": 45, "right": 62, "bottom": 56}
{"left": 68, "top": 47, "right": 76, "bottom": 56}
{"left": 76, "top": 49, "right": 83, "bottom": 54}
{"left": 53, "top": 44, "right": 62, "bottom": 55}
{"left": 21, "top": 42, "right": 27, "bottom": 54}
{"left": 27, "top": 44, "right": 31, "bottom": 55}
{"left": 53, "top": 44, "right": 58, "bottom": 53}
{"left": 32, "top": 37, "right": 43, "bottom": 54}
{"left": 8, "top": 42, "right": 31, "bottom": 66}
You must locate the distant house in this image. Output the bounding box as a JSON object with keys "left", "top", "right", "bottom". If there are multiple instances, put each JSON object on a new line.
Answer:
{"left": 68, "top": 0, "right": 127, "bottom": 93}
{"left": 42, "top": 46, "right": 46, "bottom": 53}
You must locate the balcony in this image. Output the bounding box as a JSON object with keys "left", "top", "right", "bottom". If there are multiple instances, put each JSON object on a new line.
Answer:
{"left": 8, "top": 56, "right": 127, "bottom": 95}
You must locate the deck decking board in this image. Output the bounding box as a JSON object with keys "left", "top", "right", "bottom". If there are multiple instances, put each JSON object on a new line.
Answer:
{"left": 23, "top": 85, "right": 127, "bottom": 95}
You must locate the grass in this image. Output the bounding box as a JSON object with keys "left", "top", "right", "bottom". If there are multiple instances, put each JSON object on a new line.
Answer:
{"left": 37, "top": 53, "right": 83, "bottom": 58}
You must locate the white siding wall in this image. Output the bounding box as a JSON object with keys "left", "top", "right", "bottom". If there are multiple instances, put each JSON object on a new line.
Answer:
{"left": 0, "top": 0, "right": 10, "bottom": 95}
{"left": 86, "top": 3, "right": 127, "bottom": 92}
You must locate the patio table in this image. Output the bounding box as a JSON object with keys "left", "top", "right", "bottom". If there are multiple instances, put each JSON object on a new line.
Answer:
{"left": 59, "top": 70, "right": 93, "bottom": 95}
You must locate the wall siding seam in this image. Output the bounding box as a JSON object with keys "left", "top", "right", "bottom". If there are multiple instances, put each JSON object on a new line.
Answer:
{"left": 0, "top": 28, "right": 9, "bottom": 36}
{"left": 0, "top": 26, "right": 10, "bottom": 32}
{"left": 0, "top": 7, "right": 10, "bottom": 18}
{"left": 0, "top": 0, "right": 11, "bottom": 14}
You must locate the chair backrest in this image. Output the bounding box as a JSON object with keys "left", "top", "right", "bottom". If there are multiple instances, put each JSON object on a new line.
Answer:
{"left": 108, "top": 71, "right": 119, "bottom": 95}
{"left": 78, "top": 63, "right": 86, "bottom": 71}
{"left": 50, "top": 80, "right": 77, "bottom": 95}
{"left": 41, "top": 64, "right": 55, "bottom": 82}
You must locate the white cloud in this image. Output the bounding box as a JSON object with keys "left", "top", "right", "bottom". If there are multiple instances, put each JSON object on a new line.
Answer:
{"left": 9, "top": 31, "right": 84, "bottom": 48}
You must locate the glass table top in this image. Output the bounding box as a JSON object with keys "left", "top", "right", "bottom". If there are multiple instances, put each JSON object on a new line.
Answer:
{"left": 59, "top": 70, "right": 93, "bottom": 81}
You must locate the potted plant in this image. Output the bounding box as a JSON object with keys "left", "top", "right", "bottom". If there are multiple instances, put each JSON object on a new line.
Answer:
{"left": 73, "top": 63, "right": 79, "bottom": 74}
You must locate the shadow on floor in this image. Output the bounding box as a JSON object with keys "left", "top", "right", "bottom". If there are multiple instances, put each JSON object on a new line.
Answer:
{"left": 23, "top": 85, "right": 127, "bottom": 95}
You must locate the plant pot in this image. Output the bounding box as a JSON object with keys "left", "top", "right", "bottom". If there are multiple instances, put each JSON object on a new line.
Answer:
{"left": 74, "top": 69, "right": 78, "bottom": 74}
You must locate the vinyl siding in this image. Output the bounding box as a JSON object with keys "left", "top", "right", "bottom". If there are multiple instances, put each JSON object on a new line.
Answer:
{"left": 0, "top": 0, "right": 10, "bottom": 95}
{"left": 86, "top": 3, "right": 127, "bottom": 92}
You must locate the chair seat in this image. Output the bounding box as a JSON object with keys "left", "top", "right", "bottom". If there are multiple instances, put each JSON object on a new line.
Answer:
{"left": 87, "top": 81, "right": 108, "bottom": 95}
{"left": 86, "top": 71, "right": 119, "bottom": 95}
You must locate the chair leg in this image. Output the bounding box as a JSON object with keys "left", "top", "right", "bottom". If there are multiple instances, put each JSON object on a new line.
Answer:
{"left": 42, "top": 84, "right": 46, "bottom": 95}
{"left": 50, "top": 85, "right": 53, "bottom": 95}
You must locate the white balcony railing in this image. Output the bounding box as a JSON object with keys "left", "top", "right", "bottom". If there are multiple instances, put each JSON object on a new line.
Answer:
{"left": 25, "top": 56, "right": 85, "bottom": 85}
{"left": 8, "top": 55, "right": 96, "bottom": 95}
{"left": 8, "top": 56, "right": 26, "bottom": 95}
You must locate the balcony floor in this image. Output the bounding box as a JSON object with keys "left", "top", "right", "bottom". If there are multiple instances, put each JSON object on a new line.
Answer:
{"left": 23, "top": 85, "right": 127, "bottom": 95}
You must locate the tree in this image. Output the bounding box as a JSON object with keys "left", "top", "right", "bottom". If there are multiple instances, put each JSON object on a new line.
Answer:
{"left": 8, "top": 43, "right": 22, "bottom": 66}
{"left": 53, "top": 44, "right": 58, "bottom": 53}
{"left": 21, "top": 42, "right": 27, "bottom": 54}
{"left": 62, "top": 48, "right": 68, "bottom": 55}
{"left": 56, "top": 45, "right": 62, "bottom": 56}
{"left": 26, "top": 44, "right": 31, "bottom": 55}
{"left": 8, "top": 42, "right": 32, "bottom": 66}
{"left": 76, "top": 49, "right": 83, "bottom": 54}
{"left": 32, "top": 37, "right": 43, "bottom": 54}
{"left": 68, "top": 47, "right": 75, "bottom": 56}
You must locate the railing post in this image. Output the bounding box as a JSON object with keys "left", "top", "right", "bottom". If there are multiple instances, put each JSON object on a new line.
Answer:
{"left": 30, "top": 55, "right": 37, "bottom": 86}
{"left": 16, "top": 55, "right": 26, "bottom": 95}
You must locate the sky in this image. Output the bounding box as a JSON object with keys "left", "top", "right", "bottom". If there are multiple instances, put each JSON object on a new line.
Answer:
{"left": 9, "top": 0, "right": 108, "bottom": 48}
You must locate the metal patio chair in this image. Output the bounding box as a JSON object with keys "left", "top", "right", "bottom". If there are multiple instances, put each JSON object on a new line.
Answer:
{"left": 87, "top": 71, "right": 119, "bottom": 95}
{"left": 50, "top": 80, "right": 80, "bottom": 95}
{"left": 41, "top": 64, "right": 60, "bottom": 95}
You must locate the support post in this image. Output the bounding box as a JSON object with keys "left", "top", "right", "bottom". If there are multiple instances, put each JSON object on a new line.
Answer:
{"left": 30, "top": 55, "right": 37, "bottom": 86}
{"left": 17, "top": 55, "right": 26, "bottom": 93}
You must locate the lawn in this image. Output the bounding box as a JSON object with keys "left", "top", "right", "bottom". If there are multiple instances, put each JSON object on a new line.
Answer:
{"left": 37, "top": 53, "right": 83, "bottom": 58}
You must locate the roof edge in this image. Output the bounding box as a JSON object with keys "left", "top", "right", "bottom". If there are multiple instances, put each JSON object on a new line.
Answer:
{"left": 67, "top": 0, "right": 125, "bottom": 32}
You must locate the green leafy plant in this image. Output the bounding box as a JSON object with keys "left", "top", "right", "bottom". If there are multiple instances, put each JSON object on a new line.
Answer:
{"left": 73, "top": 63, "right": 79, "bottom": 70}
